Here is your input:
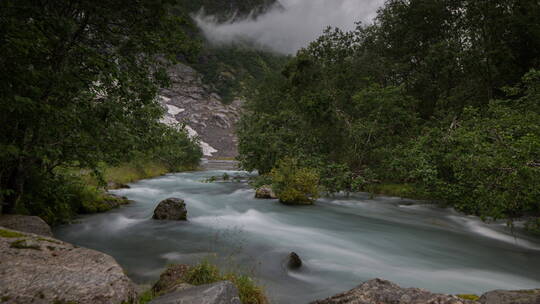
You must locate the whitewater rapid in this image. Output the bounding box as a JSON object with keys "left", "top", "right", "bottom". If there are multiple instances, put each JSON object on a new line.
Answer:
{"left": 54, "top": 170, "right": 540, "bottom": 303}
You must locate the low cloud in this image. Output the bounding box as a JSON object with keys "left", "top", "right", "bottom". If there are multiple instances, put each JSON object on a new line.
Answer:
{"left": 194, "top": 0, "right": 385, "bottom": 54}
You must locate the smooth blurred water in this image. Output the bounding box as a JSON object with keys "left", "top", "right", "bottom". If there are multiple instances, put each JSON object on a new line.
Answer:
{"left": 54, "top": 170, "right": 540, "bottom": 303}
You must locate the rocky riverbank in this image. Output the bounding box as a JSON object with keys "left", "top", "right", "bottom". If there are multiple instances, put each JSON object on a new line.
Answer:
{"left": 1, "top": 215, "right": 539, "bottom": 304}
{"left": 312, "top": 278, "right": 540, "bottom": 304}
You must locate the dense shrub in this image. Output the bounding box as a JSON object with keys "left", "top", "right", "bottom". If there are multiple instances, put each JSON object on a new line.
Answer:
{"left": 270, "top": 158, "right": 320, "bottom": 205}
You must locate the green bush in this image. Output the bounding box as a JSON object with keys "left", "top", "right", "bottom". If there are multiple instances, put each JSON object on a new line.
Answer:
{"left": 270, "top": 158, "right": 319, "bottom": 205}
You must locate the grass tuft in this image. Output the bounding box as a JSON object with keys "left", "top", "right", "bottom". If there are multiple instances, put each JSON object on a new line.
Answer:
{"left": 137, "top": 290, "right": 155, "bottom": 304}
{"left": 0, "top": 229, "right": 25, "bottom": 238}
{"left": 456, "top": 294, "right": 480, "bottom": 301}
{"left": 183, "top": 260, "right": 268, "bottom": 304}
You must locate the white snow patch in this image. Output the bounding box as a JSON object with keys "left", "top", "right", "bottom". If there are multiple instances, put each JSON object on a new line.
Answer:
{"left": 159, "top": 95, "right": 171, "bottom": 103}
{"left": 185, "top": 125, "right": 218, "bottom": 157}
{"left": 166, "top": 104, "right": 184, "bottom": 115}
{"left": 159, "top": 116, "right": 178, "bottom": 126}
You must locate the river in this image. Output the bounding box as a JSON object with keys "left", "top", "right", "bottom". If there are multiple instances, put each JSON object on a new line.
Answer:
{"left": 54, "top": 169, "right": 540, "bottom": 303}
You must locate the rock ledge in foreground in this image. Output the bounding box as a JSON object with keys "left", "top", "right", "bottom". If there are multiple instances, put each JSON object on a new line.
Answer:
{"left": 149, "top": 281, "right": 241, "bottom": 304}
{"left": 311, "top": 278, "right": 476, "bottom": 304}
{"left": 480, "top": 288, "right": 540, "bottom": 304}
{"left": 0, "top": 227, "right": 136, "bottom": 304}
{"left": 0, "top": 215, "right": 53, "bottom": 237}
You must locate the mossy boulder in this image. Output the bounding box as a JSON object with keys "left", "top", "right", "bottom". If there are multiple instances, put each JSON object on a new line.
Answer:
{"left": 152, "top": 264, "right": 192, "bottom": 294}
{"left": 0, "top": 227, "right": 136, "bottom": 304}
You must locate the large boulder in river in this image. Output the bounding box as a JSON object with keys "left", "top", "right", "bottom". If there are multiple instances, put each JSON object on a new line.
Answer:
{"left": 0, "top": 227, "right": 136, "bottom": 304}
{"left": 0, "top": 214, "right": 53, "bottom": 237}
{"left": 255, "top": 185, "right": 277, "bottom": 199}
{"left": 153, "top": 198, "right": 187, "bottom": 220}
{"left": 479, "top": 288, "right": 540, "bottom": 304}
{"left": 311, "top": 278, "right": 477, "bottom": 304}
{"left": 149, "top": 281, "right": 241, "bottom": 304}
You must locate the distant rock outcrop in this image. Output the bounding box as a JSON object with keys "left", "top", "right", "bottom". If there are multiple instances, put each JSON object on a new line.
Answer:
{"left": 159, "top": 63, "right": 241, "bottom": 159}
{"left": 153, "top": 198, "right": 188, "bottom": 221}
{"left": 311, "top": 278, "right": 476, "bottom": 304}
{"left": 0, "top": 227, "right": 136, "bottom": 304}
{"left": 0, "top": 215, "right": 53, "bottom": 237}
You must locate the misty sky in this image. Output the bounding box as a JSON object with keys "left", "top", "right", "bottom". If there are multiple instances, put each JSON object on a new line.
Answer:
{"left": 194, "top": 0, "right": 385, "bottom": 54}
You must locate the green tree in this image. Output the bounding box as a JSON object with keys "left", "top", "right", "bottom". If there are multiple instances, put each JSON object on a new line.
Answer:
{"left": 0, "top": 0, "right": 200, "bottom": 214}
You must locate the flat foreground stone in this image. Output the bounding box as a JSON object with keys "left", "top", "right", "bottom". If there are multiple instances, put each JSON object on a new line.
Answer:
{"left": 149, "top": 281, "right": 241, "bottom": 304}
{"left": 311, "top": 278, "right": 476, "bottom": 304}
{"left": 0, "top": 227, "right": 136, "bottom": 304}
{"left": 480, "top": 289, "right": 540, "bottom": 304}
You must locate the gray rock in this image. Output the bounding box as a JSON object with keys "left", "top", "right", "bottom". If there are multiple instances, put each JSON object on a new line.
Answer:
{"left": 311, "top": 278, "right": 476, "bottom": 304}
{"left": 255, "top": 185, "right": 277, "bottom": 199}
{"left": 153, "top": 198, "right": 187, "bottom": 221}
{"left": 288, "top": 252, "right": 302, "bottom": 269}
{"left": 0, "top": 215, "right": 53, "bottom": 237}
{"left": 149, "top": 281, "right": 241, "bottom": 304}
{"left": 0, "top": 227, "right": 136, "bottom": 304}
{"left": 480, "top": 289, "right": 540, "bottom": 304}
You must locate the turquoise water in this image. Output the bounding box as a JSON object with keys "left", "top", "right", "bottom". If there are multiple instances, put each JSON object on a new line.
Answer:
{"left": 54, "top": 170, "right": 540, "bottom": 303}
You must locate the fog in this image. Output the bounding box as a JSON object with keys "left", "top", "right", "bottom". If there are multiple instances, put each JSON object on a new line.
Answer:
{"left": 194, "top": 0, "right": 385, "bottom": 54}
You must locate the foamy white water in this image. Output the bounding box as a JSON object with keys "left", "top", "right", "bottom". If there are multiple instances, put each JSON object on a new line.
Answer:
{"left": 54, "top": 170, "right": 540, "bottom": 303}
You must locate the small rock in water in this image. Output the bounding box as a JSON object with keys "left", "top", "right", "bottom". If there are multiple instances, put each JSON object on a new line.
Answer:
{"left": 288, "top": 252, "right": 302, "bottom": 269}
{"left": 153, "top": 198, "right": 187, "bottom": 221}
{"left": 255, "top": 185, "right": 277, "bottom": 199}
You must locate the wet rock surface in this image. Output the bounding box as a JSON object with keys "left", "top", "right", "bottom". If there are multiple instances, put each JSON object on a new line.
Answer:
{"left": 153, "top": 198, "right": 188, "bottom": 221}
{"left": 287, "top": 252, "right": 302, "bottom": 269}
{"left": 149, "top": 281, "right": 241, "bottom": 304}
{"left": 0, "top": 227, "right": 136, "bottom": 304}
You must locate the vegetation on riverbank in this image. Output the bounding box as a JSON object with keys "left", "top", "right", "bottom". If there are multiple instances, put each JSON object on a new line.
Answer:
{"left": 138, "top": 260, "right": 267, "bottom": 304}
{"left": 238, "top": 0, "right": 540, "bottom": 226}
{"left": 183, "top": 260, "right": 268, "bottom": 304}
{"left": 0, "top": 0, "right": 202, "bottom": 223}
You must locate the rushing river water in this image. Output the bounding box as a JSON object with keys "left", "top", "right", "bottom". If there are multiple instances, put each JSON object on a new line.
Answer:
{"left": 54, "top": 169, "right": 540, "bottom": 303}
